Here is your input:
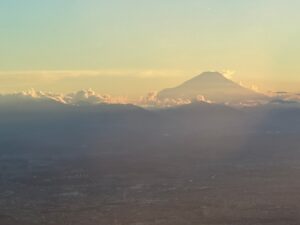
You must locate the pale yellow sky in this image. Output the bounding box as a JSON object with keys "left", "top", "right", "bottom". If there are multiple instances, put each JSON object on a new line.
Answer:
{"left": 1, "top": 1, "right": 300, "bottom": 96}
{"left": 0, "top": 70, "right": 299, "bottom": 99}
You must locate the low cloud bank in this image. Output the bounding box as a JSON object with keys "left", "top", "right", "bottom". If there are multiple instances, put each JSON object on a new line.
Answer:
{"left": 0, "top": 89, "right": 300, "bottom": 108}
{"left": 139, "top": 91, "right": 211, "bottom": 108}
{"left": 268, "top": 91, "right": 300, "bottom": 105}
{"left": 0, "top": 89, "right": 128, "bottom": 106}
{"left": 0, "top": 89, "right": 212, "bottom": 108}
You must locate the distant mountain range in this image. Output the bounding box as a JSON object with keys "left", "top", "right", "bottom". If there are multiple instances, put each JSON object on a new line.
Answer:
{"left": 158, "top": 72, "right": 267, "bottom": 103}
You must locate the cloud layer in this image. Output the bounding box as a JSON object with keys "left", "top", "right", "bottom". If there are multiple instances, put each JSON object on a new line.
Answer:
{"left": 0, "top": 88, "right": 300, "bottom": 109}
{"left": 268, "top": 91, "right": 300, "bottom": 105}
{"left": 0, "top": 89, "right": 214, "bottom": 108}
{"left": 139, "top": 91, "right": 211, "bottom": 108}
{"left": 0, "top": 89, "right": 128, "bottom": 106}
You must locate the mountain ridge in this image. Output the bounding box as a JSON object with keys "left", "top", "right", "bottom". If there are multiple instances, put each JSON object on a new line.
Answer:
{"left": 158, "top": 72, "right": 267, "bottom": 103}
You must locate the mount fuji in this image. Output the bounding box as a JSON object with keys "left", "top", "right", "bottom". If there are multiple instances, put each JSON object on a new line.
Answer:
{"left": 158, "top": 72, "right": 267, "bottom": 103}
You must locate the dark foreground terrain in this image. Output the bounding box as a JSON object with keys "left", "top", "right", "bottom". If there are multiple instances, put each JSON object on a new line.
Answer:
{"left": 1, "top": 134, "right": 300, "bottom": 225}
{"left": 1, "top": 101, "right": 300, "bottom": 224}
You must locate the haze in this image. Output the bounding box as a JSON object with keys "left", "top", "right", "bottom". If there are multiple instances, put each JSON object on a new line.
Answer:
{"left": 1, "top": 0, "right": 300, "bottom": 96}
{"left": 1, "top": 1, "right": 300, "bottom": 225}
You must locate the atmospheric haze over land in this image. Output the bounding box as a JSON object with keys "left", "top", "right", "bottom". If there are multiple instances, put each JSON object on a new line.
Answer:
{"left": 1, "top": 71, "right": 300, "bottom": 225}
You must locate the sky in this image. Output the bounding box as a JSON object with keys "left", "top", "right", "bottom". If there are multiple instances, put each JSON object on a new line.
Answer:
{"left": 0, "top": 0, "right": 300, "bottom": 98}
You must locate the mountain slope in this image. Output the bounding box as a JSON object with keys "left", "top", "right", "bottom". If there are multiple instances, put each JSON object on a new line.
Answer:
{"left": 158, "top": 72, "right": 267, "bottom": 103}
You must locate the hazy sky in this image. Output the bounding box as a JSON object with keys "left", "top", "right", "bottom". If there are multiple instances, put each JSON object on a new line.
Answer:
{"left": 1, "top": 0, "right": 300, "bottom": 97}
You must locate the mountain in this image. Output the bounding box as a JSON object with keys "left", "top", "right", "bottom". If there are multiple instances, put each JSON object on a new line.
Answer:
{"left": 158, "top": 72, "right": 267, "bottom": 103}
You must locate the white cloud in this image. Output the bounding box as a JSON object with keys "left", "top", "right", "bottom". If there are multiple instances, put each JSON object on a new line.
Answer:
{"left": 138, "top": 91, "right": 211, "bottom": 108}
{"left": 0, "top": 89, "right": 67, "bottom": 104}
{"left": 222, "top": 70, "right": 236, "bottom": 80}
{"left": 0, "top": 89, "right": 128, "bottom": 106}
{"left": 1, "top": 88, "right": 299, "bottom": 109}
{"left": 65, "top": 89, "right": 128, "bottom": 105}
{"left": 1, "top": 89, "right": 204, "bottom": 108}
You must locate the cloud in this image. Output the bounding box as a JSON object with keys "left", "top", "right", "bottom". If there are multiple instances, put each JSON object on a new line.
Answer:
{"left": 0, "top": 89, "right": 128, "bottom": 106}
{"left": 274, "top": 91, "right": 289, "bottom": 95}
{"left": 270, "top": 99, "right": 298, "bottom": 105}
{"left": 5, "top": 87, "right": 299, "bottom": 109}
{"left": 64, "top": 89, "right": 128, "bottom": 105}
{"left": 0, "top": 89, "right": 66, "bottom": 104}
{"left": 267, "top": 91, "right": 300, "bottom": 105}
{"left": 0, "top": 70, "right": 188, "bottom": 96}
{"left": 138, "top": 91, "right": 211, "bottom": 108}
{"left": 250, "top": 85, "right": 260, "bottom": 92}
{"left": 222, "top": 70, "right": 236, "bottom": 80}
{"left": 0, "top": 89, "right": 212, "bottom": 108}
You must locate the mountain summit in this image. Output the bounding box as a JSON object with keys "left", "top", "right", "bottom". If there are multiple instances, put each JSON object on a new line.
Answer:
{"left": 180, "top": 72, "right": 234, "bottom": 86}
{"left": 158, "top": 72, "right": 266, "bottom": 103}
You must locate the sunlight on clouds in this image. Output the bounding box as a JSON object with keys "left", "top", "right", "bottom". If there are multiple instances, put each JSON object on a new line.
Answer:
{"left": 139, "top": 91, "right": 211, "bottom": 108}
{"left": 0, "top": 70, "right": 191, "bottom": 98}
{"left": 0, "top": 89, "right": 129, "bottom": 105}
{"left": 222, "top": 70, "right": 236, "bottom": 80}
{"left": 0, "top": 88, "right": 214, "bottom": 108}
